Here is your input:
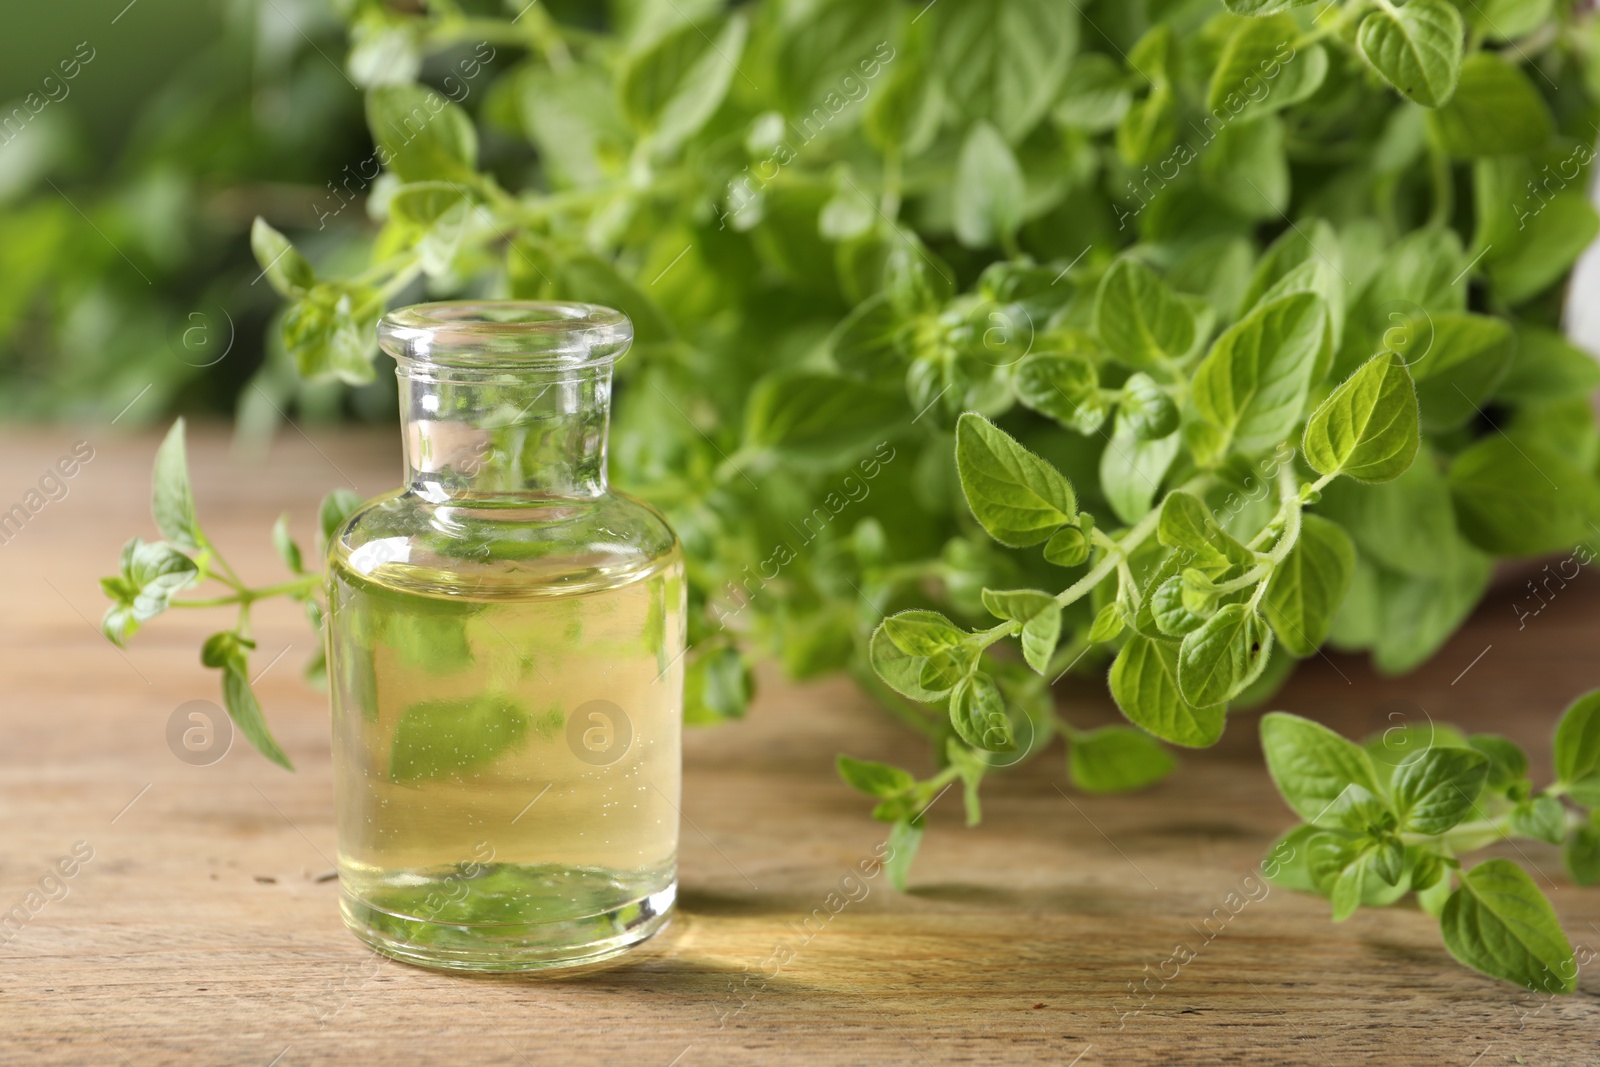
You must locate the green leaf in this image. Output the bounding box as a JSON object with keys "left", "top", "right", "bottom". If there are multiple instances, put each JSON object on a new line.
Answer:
{"left": 388, "top": 692, "right": 528, "bottom": 784}
{"left": 1093, "top": 257, "right": 1196, "bottom": 370}
{"left": 1392, "top": 746, "right": 1489, "bottom": 834}
{"left": 318, "top": 489, "right": 364, "bottom": 553}
{"left": 1208, "top": 16, "right": 1328, "bottom": 118}
{"left": 1068, "top": 725, "right": 1177, "bottom": 793}
{"left": 1302, "top": 353, "right": 1420, "bottom": 484}
{"left": 773, "top": 0, "right": 893, "bottom": 116}
{"left": 1355, "top": 0, "right": 1463, "bottom": 108}
{"left": 1116, "top": 83, "right": 1177, "bottom": 166}
{"left": 1243, "top": 219, "right": 1346, "bottom": 334}
{"left": 1263, "top": 513, "right": 1355, "bottom": 657}
{"left": 272, "top": 514, "right": 303, "bottom": 575}
{"left": 955, "top": 413, "right": 1077, "bottom": 546}
{"left": 885, "top": 818, "right": 924, "bottom": 891}
{"left": 1109, "top": 635, "right": 1226, "bottom": 748}
{"left": 1554, "top": 690, "right": 1600, "bottom": 805}
{"left": 618, "top": 14, "right": 746, "bottom": 154}
{"left": 387, "top": 182, "right": 472, "bottom": 278}
{"left": 365, "top": 85, "right": 478, "bottom": 183}
{"left": 1441, "top": 859, "right": 1576, "bottom": 993}
{"left": 982, "top": 588, "right": 1061, "bottom": 674}
{"left": 1222, "top": 0, "right": 1322, "bottom": 12}
{"left": 1464, "top": 0, "right": 1554, "bottom": 39}
{"left": 1447, "top": 436, "right": 1600, "bottom": 557}
{"left": 1467, "top": 734, "right": 1529, "bottom": 790}
{"left": 1260, "top": 711, "right": 1383, "bottom": 822}
{"left": 152, "top": 418, "right": 201, "bottom": 551}
{"left": 1158, "top": 491, "right": 1254, "bottom": 575}
{"left": 1375, "top": 836, "right": 1408, "bottom": 890}
{"left": 1408, "top": 313, "right": 1513, "bottom": 431}
{"left": 221, "top": 665, "right": 294, "bottom": 771}
{"left": 1177, "top": 603, "right": 1273, "bottom": 707}
{"left": 1013, "top": 351, "right": 1110, "bottom": 435}
{"left": 201, "top": 629, "right": 254, "bottom": 671}
{"left": 885, "top": 238, "right": 956, "bottom": 316}
{"left": 1119, "top": 373, "right": 1179, "bottom": 440}
{"left": 1371, "top": 539, "right": 1493, "bottom": 674}
{"left": 953, "top": 122, "right": 1025, "bottom": 249}
{"left": 1043, "top": 522, "right": 1092, "bottom": 568}
{"left": 1365, "top": 722, "right": 1471, "bottom": 783}
{"left": 830, "top": 294, "right": 903, "bottom": 381}
{"left": 931, "top": 0, "right": 1078, "bottom": 142}
{"left": 1020, "top": 608, "right": 1062, "bottom": 675}
{"left": 864, "top": 45, "right": 940, "bottom": 156}
{"left": 836, "top": 755, "right": 916, "bottom": 798}
{"left": 870, "top": 619, "right": 954, "bottom": 703}
{"left": 1053, "top": 53, "right": 1133, "bottom": 131}
{"left": 1428, "top": 53, "right": 1553, "bottom": 158}
{"left": 1565, "top": 821, "right": 1600, "bottom": 886}
{"left": 1088, "top": 601, "right": 1125, "bottom": 643}
{"left": 743, "top": 371, "right": 904, "bottom": 467}
{"left": 1201, "top": 116, "right": 1289, "bottom": 220}
{"left": 1179, "top": 568, "right": 1223, "bottom": 619}
{"left": 1192, "top": 292, "right": 1326, "bottom": 459}
{"left": 101, "top": 538, "right": 200, "bottom": 647}
{"left": 1150, "top": 574, "right": 1209, "bottom": 637}
{"left": 1495, "top": 326, "right": 1600, "bottom": 406}
{"left": 1486, "top": 194, "right": 1600, "bottom": 307}
{"left": 949, "top": 671, "right": 1014, "bottom": 752}
{"left": 1317, "top": 457, "right": 1455, "bottom": 577}
{"left": 249, "top": 217, "right": 314, "bottom": 299}
{"left": 1509, "top": 795, "right": 1567, "bottom": 846}
{"left": 1100, "top": 423, "right": 1180, "bottom": 524}
{"left": 883, "top": 610, "right": 967, "bottom": 657}
{"left": 1329, "top": 846, "right": 1377, "bottom": 921}
{"left": 515, "top": 63, "right": 629, "bottom": 190}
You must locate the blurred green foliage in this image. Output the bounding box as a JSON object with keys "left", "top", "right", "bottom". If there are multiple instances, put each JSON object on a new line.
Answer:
{"left": 0, "top": 0, "right": 372, "bottom": 423}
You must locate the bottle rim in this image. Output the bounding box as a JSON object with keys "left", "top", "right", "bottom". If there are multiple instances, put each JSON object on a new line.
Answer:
{"left": 377, "top": 301, "right": 633, "bottom": 370}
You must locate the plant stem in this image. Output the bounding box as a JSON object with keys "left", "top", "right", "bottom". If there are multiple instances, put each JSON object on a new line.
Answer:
{"left": 172, "top": 574, "right": 321, "bottom": 608}
{"left": 1426, "top": 131, "right": 1454, "bottom": 230}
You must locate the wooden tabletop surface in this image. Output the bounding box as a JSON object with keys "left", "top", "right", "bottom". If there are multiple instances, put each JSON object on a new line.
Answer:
{"left": 3, "top": 424, "right": 1598, "bottom": 1066}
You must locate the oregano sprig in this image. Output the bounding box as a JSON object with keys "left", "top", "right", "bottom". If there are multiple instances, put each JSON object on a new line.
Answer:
{"left": 1260, "top": 691, "right": 1600, "bottom": 993}
{"left": 100, "top": 419, "right": 346, "bottom": 770}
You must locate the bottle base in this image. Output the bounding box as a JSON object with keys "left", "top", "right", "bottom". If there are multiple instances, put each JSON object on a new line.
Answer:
{"left": 340, "top": 880, "right": 676, "bottom": 973}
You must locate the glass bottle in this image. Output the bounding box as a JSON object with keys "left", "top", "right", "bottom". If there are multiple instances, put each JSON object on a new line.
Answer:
{"left": 325, "top": 301, "right": 684, "bottom": 972}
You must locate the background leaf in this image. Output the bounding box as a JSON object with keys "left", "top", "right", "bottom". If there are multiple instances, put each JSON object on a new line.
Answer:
{"left": 1355, "top": 0, "right": 1463, "bottom": 108}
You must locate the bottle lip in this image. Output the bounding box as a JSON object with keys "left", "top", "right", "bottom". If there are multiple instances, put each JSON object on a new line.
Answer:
{"left": 377, "top": 300, "right": 633, "bottom": 371}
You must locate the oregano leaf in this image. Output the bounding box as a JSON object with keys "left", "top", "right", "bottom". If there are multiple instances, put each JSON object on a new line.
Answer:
{"left": 955, "top": 412, "right": 1077, "bottom": 546}
{"left": 1302, "top": 353, "right": 1420, "bottom": 484}
{"left": 152, "top": 419, "right": 202, "bottom": 551}
{"left": 1440, "top": 860, "right": 1576, "bottom": 993}
{"left": 1355, "top": 0, "right": 1463, "bottom": 108}
{"left": 1110, "top": 635, "right": 1226, "bottom": 748}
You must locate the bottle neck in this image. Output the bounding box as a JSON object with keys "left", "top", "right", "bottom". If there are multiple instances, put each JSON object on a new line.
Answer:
{"left": 398, "top": 365, "right": 612, "bottom": 502}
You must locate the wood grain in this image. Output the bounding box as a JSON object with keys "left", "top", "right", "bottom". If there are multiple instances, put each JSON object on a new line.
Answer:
{"left": 1, "top": 425, "right": 1597, "bottom": 1066}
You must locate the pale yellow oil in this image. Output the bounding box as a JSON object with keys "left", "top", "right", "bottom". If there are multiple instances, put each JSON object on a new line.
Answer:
{"left": 327, "top": 551, "right": 684, "bottom": 969}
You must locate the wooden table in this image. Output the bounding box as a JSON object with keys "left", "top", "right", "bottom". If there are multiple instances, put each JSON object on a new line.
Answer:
{"left": 3, "top": 425, "right": 1598, "bottom": 1066}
